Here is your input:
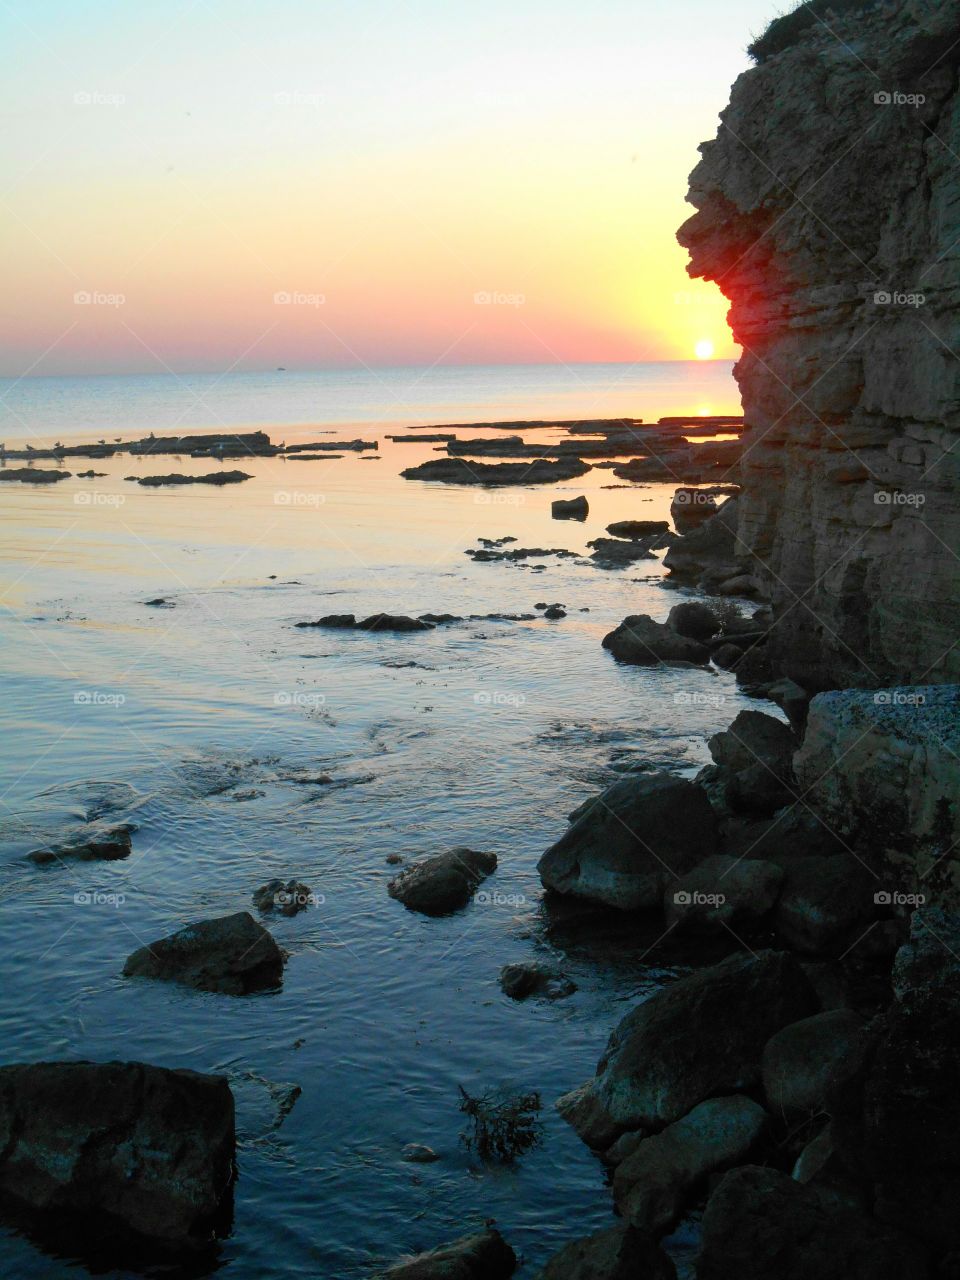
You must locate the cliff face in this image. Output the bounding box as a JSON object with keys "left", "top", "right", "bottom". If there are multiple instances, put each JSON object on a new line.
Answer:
{"left": 679, "top": 0, "right": 960, "bottom": 691}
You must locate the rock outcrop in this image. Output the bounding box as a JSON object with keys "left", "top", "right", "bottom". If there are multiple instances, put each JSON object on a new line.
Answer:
{"left": 679, "top": 0, "right": 960, "bottom": 689}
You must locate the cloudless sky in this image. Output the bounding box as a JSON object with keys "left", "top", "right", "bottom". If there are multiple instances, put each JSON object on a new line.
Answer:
{"left": 1, "top": 0, "right": 783, "bottom": 377}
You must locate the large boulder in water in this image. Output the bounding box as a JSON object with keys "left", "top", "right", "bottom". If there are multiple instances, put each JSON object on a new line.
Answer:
{"left": 379, "top": 1226, "right": 516, "bottom": 1278}
{"left": 556, "top": 950, "right": 815, "bottom": 1149}
{"left": 122, "top": 911, "right": 284, "bottom": 994}
{"left": 388, "top": 847, "right": 497, "bottom": 916}
{"left": 602, "top": 614, "right": 711, "bottom": 665}
{"left": 535, "top": 1224, "right": 676, "bottom": 1279}
{"left": 0, "top": 1060, "right": 234, "bottom": 1244}
{"left": 697, "top": 1165, "right": 926, "bottom": 1280}
{"left": 537, "top": 772, "right": 718, "bottom": 911}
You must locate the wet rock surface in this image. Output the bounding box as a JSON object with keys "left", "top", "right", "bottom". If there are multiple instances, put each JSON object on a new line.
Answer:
{"left": 27, "top": 821, "right": 135, "bottom": 864}
{"left": 0, "top": 1060, "right": 235, "bottom": 1244}
{"left": 536, "top": 1224, "right": 676, "bottom": 1279}
{"left": 602, "top": 614, "right": 711, "bottom": 666}
{"left": 122, "top": 910, "right": 285, "bottom": 994}
{"left": 135, "top": 470, "right": 252, "bottom": 486}
{"left": 499, "top": 962, "right": 576, "bottom": 1001}
{"left": 379, "top": 1226, "right": 517, "bottom": 1278}
{"left": 388, "top": 847, "right": 498, "bottom": 916}
{"left": 538, "top": 772, "right": 717, "bottom": 911}
{"left": 401, "top": 457, "right": 591, "bottom": 485}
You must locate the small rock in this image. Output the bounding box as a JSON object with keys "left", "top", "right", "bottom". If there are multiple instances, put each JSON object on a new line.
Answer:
{"left": 379, "top": 1227, "right": 516, "bottom": 1278}
{"left": 122, "top": 910, "right": 284, "bottom": 994}
{"left": 666, "top": 600, "right": 721, "bottom": 640}
{"left": 606, "top": 519, "right": 670, "bottom": 539}
{"left": 388, "top": 847, "right": 497, "bottom": 916}
{"left": 552, "top": 495, "right": 589, "bottom": 520}
{"left": 28, "top": 822, "right": 135, "bottom": 864}
{"left": 359, "top": 614, "right": 435, "bottom": 632}
{"left": 543, "top": 604, "right": 566, "bottom": 619}
{"left": 499, "top": 962, "right": 576, "bottom": 1001}
{"left": 252, "top": 878, "right": 314, "bottom": 916}
{"left": 401, "top": 1143, "right": 440, "bottom": 1163}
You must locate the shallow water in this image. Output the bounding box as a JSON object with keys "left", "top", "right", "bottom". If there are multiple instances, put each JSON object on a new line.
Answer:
{"left": 0, "top": 363, "right": 753, "bottom": 1277}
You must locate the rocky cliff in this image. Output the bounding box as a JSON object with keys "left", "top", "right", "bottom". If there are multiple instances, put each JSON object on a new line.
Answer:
{"left": 679, "top": 0, "right": 960, "bottom": 691}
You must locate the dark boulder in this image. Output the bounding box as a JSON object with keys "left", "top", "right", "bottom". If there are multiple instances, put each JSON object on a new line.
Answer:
{"left": 761, "top": 1009, "right": 869, "bottom": 1118}
{"left": 122, "top": 911, "right": 284, "bottom": 994}
{"left": 697, "top": 1165, "right": 926, "bottom": 1280}
{"left": 28, "top": 821, "right": 135, "bottom": 864}
{"left": 499, "top": 962, "right": 576, "bottom": 1001}
{"left": 606, "top": 520, "right": 670, "bottom": 539}
{"left": 0, "top": 1060, "right": 234, "bottom": 1244}
{"left": 665, "top": 601, "right": 721, "bottom": 641}
{"left": 358, "top": 613, "right": 435, "bottom": 632}
{"left": 388, "top": 848, "right": 497, "bottom": 916}
{"left": 536, "top": 1224, "right": 675, "bottom": 1279}
{"left": 252, "top": 878, "right": 314, "bottom": 916}
{"left": 537, "top": 772, "right": 718, "bottom": 911}
{"left": 665, "top": 854, "right": 784, "bottom": 935}
{"left": 379, "top": 1226, "right": 516, "bottom": 1278}
{"left": 602, "top": 614, "right": 711, "bottom": 665}
{"left": 556, "top": 950, "right": 815, "bottom": 1148}
{"left": 774, "top": 855, "right": 876, "bottom": 955}
{"left": 552, "top": 495, "right": 589, "bottom": 519}
{"left": 707, "top": 709, "right": 798, "bottom": 815}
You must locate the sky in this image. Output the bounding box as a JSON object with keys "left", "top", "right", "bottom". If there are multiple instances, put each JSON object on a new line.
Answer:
{"left": 0, "top": 0, "right": 783, "bottom": 378}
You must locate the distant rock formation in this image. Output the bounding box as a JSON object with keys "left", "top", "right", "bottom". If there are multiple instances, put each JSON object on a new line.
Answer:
{"left": 679, "top": 0, "right": 960, "bottom": 690}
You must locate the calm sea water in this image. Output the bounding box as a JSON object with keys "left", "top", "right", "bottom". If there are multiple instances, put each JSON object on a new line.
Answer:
{"left": 0, "top": 362, "right": 751, "bottom": 1278}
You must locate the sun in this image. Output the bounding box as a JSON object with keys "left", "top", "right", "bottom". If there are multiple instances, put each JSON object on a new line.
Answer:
{"left": 694, "top": 339, "right": 715, "bottom": 360}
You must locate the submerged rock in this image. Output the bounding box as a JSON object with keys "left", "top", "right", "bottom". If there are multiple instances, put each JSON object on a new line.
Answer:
{"left": 380, "top": 1227, "right": 516, "bottom": 1278}
{"left": 252, "top": 878, "right": 314, "bottom": 916}
{"left": 613, "top": 1095, "right": 768, "bottom": 1236}
{"left": 602, "top": 614, "right": 711, "bottom": 665}
{"left": 0, "top": 1060, "right": 234, "bottom": 1244}
{"left": 499, "top": 962, "right": 576, "bottom": 1001}
{"left": 556, "top": 950, "right": 815, "bottom": 1148}
{"left": 0, "top": 467, "right": 71, "bottom": 484}
{"left": 401, "top": 1143, "right": 440, "bottom": 1163}
{"left": 552, "top": 495, "right": 588, "bottom": 519}
{"left": 401, "top": 457, "right": 590, "bottom": 486}
{"left": 536, "top": 1224, "right": 676, "bottom": 1279}
{"left": 28, "top": 821, "right": 135, "bottom": 864}
{"left": 538, "top": 772, "right": 717, "bottom": 911}
{"left": 136, "top": 470, "right": 252, "bottom": 486}
{"left": 388, "top": 848, "right": 498, "bottom": 916}
{"left": 122, "top": 911, "right": 284, "bottom": 994}
{"left": 697, "top": 1165, "right": 926, "bottom": 1280}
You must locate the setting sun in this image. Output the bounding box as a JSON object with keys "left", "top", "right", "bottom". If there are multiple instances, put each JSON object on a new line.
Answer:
{"left": 695, "top": 339, "right": 715, "bottom": 360}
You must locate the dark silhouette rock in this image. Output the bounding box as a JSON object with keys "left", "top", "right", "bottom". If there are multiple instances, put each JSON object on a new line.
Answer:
{"left": 388, "top": 848, "right": 497, "bottom": 916}
{"left": 552, "top": 495, "right": 588, "bottom": 519}
{"left": 536, "top": 1224, "right": 676, "bottom": 1279}
{"left": 122, "top": 911, "right": 284, "bottom": 994}
{"left": 538, "top": 772, "right": 718, "bottom": 911}
{"left": 0, "top": 1060, "right": 234, "bottom": 1244}
{"left": 602, "top": 615, "right": 711, "bottom": 665}
{"left": 380, "top": 1226, "right": 516, "bottom": 1278}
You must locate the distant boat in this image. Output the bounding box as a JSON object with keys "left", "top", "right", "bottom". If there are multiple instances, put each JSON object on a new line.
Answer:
{"left": 276, "top": 366, "right": 286, "bottom": 371}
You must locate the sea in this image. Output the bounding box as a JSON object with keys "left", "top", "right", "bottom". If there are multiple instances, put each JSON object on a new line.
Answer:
{"left": 0, "top": 361, "right": 754, "bottom": 1278}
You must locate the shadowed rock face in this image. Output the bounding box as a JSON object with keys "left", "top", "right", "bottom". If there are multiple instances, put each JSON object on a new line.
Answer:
{"left": 678, "top": 2, "right": 960, "bottom": 690}
{"left": 0, "top": 1060, "right": 235, "bottom": 1244}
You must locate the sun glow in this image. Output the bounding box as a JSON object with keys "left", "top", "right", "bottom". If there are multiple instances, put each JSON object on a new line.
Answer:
{"left": 695, "top": 339, "right": 715, "bottom": 360}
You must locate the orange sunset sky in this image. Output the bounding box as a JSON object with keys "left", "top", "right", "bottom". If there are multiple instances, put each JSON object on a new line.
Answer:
{"left": 1, "top": 0, "right": 783, "bottom": 378}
